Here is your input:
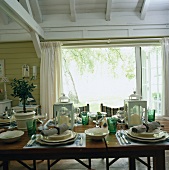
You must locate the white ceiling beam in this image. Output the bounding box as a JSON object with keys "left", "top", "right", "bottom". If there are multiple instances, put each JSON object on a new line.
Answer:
{"left": 140, "top": 0, "right": 150, "bottom": 20}
{"left": 30, "top": 31, "right": 42, "bottom": 59}
{"left": 0, "top": 0, "right": 44, "bottom": 38}
{"left": 106, "top": 0, "right": 112, "bottom": 21}
{"left": 0, "top": 10, "right": 9, "bottom": 24}
{"left": 29, "top": 0, "right": 42, "bottom": 23}
{"left": 25, "top": 0, "right": 33, "bottom": 16}
{"left": 21, "top": 0, "right": 41, "bottom": 59}
{"left": 69, "top": 0, "right": 76, "bottom": 22}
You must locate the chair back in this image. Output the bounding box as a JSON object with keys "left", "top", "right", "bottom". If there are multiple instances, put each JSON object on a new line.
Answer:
{"left": 100, "top": 103, "right": 124, "bottom": 117}
{"left": 78, "top": 104, "right": 90, "bottom": 113}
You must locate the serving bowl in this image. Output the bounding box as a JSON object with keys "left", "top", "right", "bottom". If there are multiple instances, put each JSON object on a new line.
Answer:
{"left": 0, "top": 130, "right": 24, "bottom": 143}
{"left": 85, "top": 127, "right": 109, "bottom": 140}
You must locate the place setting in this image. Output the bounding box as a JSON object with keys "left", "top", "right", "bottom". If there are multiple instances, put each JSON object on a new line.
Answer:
{"left": 24, "top": 123, "right": 86, "bottom": 148}
{"left": 116, "top": 121, "right": 169, "bottom": 145}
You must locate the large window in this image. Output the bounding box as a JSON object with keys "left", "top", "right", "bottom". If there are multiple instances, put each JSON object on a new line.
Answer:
{"left": 62, "top": 46, "right": 162, "bottom": 114}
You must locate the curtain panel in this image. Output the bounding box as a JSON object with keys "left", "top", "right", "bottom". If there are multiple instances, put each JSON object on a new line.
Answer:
{"left": 161, "top": 38, "right": 169, "bottom": 116}
{"left": 40, "top": 42, "right": 63, "bottom": 119}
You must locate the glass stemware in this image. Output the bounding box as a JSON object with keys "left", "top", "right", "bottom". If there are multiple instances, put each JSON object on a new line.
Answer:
{"left": 38, "top": 113, "right": 48, "bottom": 130}
{"left": 8, "top": 109, "right": 16, "bottom": 129}
{"left": 74, "top": 107, "right": 81, "bottom": 126}
{"left": 89, "top": 112, "right": 106, "bottom": 128}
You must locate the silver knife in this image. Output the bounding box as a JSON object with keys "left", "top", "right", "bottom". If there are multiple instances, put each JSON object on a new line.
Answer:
{"left": 79, "top": 135, "right": 83, "bottom": 146}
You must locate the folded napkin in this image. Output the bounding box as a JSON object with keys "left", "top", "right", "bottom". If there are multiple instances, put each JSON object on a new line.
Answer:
{"left": 146, "top": 121, "right": 160, "bottom": 132}
{"left": 41, "top": 123, "right": 69, "bottom": 136}
{"left": 131, "top": 121, "right": 161, "bottom": 133}
{"left": 131, "top": 124, "right": 147, "bottom": 133}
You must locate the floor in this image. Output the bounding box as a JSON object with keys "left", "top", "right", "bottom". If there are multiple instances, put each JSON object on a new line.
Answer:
{"left": 1, "top": 152, "right": 169, "bottom": 170}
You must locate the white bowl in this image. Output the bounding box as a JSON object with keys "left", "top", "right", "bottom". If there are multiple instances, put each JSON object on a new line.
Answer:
{"left": 85, "top": 127, "right": 109, "bottom": 140}
{"left": 0, "top": 130, "right": 24, "bottom": 143}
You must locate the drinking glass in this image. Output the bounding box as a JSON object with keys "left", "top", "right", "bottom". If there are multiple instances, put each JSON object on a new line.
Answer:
{"left": 107, "top": 117, "right": 118, "bottom": 134}
{"left": 81, "top": 111, "right": 89, "bottom": 125}
{"left": 26, "top": 119, "right": 37, "bottom": 138}
{"left": 148, "top": 109, "right": 155, "bottom": 122}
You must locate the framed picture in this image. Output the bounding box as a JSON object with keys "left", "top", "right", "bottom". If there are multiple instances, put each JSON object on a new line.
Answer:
{"left": 0, "top": 60, "right": 4, "bottom": 78}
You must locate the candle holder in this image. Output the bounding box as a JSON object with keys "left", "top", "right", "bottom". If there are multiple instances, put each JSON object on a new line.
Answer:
{"left": 124, "top": 92, "right": 147, "bottom": 127}
{"left": 53, "top": 102, "right": 74, "bottom": 129}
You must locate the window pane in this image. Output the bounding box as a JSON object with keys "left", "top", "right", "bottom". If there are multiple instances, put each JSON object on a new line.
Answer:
{"left": 62, "top": 47, "right": 136, "bottom": 111}
{"left": 141, "top": 46, "right": 162, "bottom": 115}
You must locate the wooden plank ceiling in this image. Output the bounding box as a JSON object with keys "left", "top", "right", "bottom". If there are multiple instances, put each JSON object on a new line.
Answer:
{"left": 0, "top": 0, "right": 169, "bottom": 57}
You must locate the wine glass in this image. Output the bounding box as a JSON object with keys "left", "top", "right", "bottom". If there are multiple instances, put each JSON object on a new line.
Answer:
{"left": 74, "top": 107, "right": 81, "bottom": 126}
{"left": 38, "top": 113, "right": 48, "bottom": 130}
{"left": 8, "top": 109, "right": 16, "bottom": 129}
{"left": 90, "top": 112, "right": 106, "bottom": 128}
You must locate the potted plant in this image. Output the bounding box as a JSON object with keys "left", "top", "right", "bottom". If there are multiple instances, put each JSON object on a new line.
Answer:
{"left": 11, "top": 77, "right": 36, "bottom": 112}
{"left": 10, "top": 77, "right": 36, "bottom": 130}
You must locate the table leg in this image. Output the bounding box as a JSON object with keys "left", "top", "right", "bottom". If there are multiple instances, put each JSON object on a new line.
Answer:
{"left": 3, "top": 161, "right": 9, "bottom": 170}
{"left": 128, "top": 157, "right": 136, "bottom": 170}
{"left": 153, "top": 150, "right": 165, "bottom": 170}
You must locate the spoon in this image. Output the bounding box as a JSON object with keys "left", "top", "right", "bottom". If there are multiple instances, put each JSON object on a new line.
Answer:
{"left": 26, "top": 134, "right": 36, "bottom": 146}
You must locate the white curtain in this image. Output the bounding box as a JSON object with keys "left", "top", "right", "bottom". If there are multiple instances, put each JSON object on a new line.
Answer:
{"left": 40, "top": 42, "right": 63, "bottom": 119}
{"left": 161, "top": 38, "right": 169, "bottom": 116}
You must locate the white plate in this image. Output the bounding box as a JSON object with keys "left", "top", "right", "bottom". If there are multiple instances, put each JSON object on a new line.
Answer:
{"left": 45, "top": 130, "right": 72, "bottom": 140}
{"left": 127, "top": 128, "right": 164, "bottom": 140}
{"left": 0, "top": 130, "right": 24, "bottom": 143}
{"left": 126, "top": 132, "right": 168, "bottom": 143}
{"left": 85, "top": 127, "right": 109, "bottom": 140}
{"left": 41, "top": 131, "right": 76, "bottom": 143}
{"left": 36, "top": 133, "right": 77, "bottom": 146}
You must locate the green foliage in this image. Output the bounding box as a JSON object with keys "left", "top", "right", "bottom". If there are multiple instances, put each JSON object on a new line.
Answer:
{"left": 10, "top": 78, "right": 36, "bottom": 113}
{"left": 152, "top": 92, "right": 161, "bottom": 100}
{"left": 62, "top": 47, "right": 136, "bottom": 103}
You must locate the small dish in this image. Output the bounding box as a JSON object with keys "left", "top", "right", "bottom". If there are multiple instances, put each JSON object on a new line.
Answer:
{"left": 0, "top": 130, "right": 24, "bottom": 143}
{"left": 85, "top": 127, "right": 109, "bottom": 140}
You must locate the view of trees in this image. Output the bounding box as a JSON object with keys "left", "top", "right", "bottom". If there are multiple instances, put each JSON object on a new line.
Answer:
{"left": 61, "top": 46, "right": 162, "bottom": 114}
{"left": 62, "top": 47, "right": 135, "bottom": 107}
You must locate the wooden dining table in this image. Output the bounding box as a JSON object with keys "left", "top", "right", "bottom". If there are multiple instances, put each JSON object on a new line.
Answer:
{"left": 0, "top": 118, "right": 169, "bottom": 170}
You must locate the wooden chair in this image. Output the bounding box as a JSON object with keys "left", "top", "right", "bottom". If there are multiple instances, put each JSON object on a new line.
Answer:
{"left": 47, "top": 104, "right": 91, "bottom": 170}
{"left": 100, "top": 103, "right": 119, "bottom": 116}
{"left": 78, "top": 103, "right": 90, "bottom": 112}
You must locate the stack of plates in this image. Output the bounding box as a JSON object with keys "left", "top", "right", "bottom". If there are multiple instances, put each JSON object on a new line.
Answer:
{"left": 36, "top": 130, "right": 77, "bottom": 145}
{"left": 0, "top": 118, "right": 10, "bottom": 126}
{"left": 126, "top": 128, "right": 168, "bottom": 143}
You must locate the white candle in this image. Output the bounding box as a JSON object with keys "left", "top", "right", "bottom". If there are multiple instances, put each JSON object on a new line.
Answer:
{"left": 59, "top": 115, "right": 69, "bottom": 125}
{"left": 130, "top": 113, "right": 141, "bottom": 125}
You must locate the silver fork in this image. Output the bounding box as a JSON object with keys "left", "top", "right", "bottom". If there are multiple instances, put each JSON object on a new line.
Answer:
{"left": 120, "top": 130, "right": 131, "bottom": 144}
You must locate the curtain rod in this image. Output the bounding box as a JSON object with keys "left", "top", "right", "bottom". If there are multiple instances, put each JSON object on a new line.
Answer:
{"left": 61, "top": 38, "right": 162, "bottom": 45}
